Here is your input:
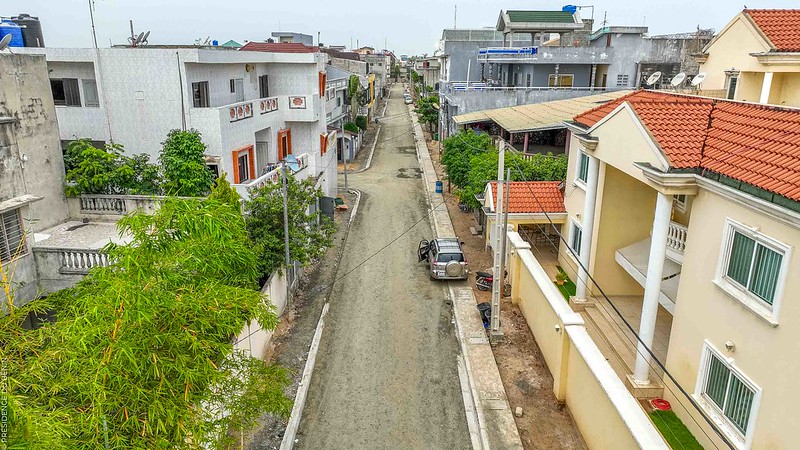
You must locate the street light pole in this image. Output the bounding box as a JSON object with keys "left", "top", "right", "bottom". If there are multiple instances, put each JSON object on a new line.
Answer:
{"left": 281, "top": 162, "right": 292, "bottom": 300}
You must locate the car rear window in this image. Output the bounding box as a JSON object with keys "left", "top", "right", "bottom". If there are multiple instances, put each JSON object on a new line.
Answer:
{"left": 437, "top": 253, "right": 464, "bottom": 263}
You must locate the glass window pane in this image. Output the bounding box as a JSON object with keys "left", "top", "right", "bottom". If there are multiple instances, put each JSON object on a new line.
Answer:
{"left": 749, "top": 244, "right": 781, "bottom": 304}
{"left": 578, "top": 152, "right": 589, "bottom": 183}
{"left": 724, "top": 375, "right": 755, "bottom": 434}
{"left": 82, "top": 80, "right": 99, "bottom": 107}
{"left": 726, "top": 231, "right": 755, "bottom": 287}
{"left": 64, "top": 78, "right": 81, "bottom": 106}
{"left": 704, "top": 353, "right": 729, "bottom": 410}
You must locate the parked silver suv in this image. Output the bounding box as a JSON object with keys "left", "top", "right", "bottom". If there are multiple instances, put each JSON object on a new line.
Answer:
{"left": 418, "top": 238, "right": 469, "bottom": 280}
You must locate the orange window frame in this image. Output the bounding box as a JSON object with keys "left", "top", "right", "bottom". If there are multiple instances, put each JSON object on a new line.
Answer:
{"left": 231, "top": 145, "right": 255, "bottom": 184}
{"left": 278, "top": 128, "right": 293, "bottom": 161}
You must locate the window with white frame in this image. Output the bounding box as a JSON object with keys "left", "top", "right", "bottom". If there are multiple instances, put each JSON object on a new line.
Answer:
{"left": 697, "top": 343, "right": 760, "bottom": 443}
{"left": 673, "top": 194, "right": 687, "bottom": 212}
{"left": 718, "top": 220, "right": 788, "bottom": 314}
{"left": 82, "top": 79, "right": 100, "bottom": 107}
{"left": 569, "top": 220, "right": 582, "bottom": 257}
{"left": 575, "top": 151, "right": 590, "bottom": 185}
{"left": 0, "top": 209, "right": 26, "bottom": 263}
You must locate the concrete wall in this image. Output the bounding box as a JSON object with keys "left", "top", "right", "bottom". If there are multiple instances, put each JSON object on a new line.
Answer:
{"left": 506, "top": 231, "right": 668, "bottom": 450}
{"left": 235, "top": 269, "right": 291, "bottom": 360}
{"left": 666, "top": 187, "right": 800, "bottom": 450}
{"left": 330, "top": 57, "right": 367, "bottom": 76}
{"left": 0, "top": 54, "right": 70, "bottom": 306}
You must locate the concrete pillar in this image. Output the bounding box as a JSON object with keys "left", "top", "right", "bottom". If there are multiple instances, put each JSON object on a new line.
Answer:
{"left": 759, "top": 72, "right": 774, "bottom": 104}
{"left": 554, "top": 64, "right": 560, "bottom": 87}
{"left": 523, "top": 132, "right": 530, "bottom": 153}
{"left": 575, "top": 154, "right": 600, "bottom": 301}
{"left": 632, "top": 192, "right": 673, "bottom": 384}
{"left": 590, "top": 64, "right": 597, "bottom": 90}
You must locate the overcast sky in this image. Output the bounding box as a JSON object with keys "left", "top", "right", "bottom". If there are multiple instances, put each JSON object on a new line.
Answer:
{"left": 3, "top": 0, "right": 797, "bottom": 55}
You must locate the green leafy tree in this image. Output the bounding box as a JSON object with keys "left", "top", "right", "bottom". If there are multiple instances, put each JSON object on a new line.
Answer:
{"left": 1, "top": 198, "right": 291, "bottom": 448}
{"left": 459, "top": 151, "right": 568, "bottom": 208}
{"left": 343, "top": 122, "right": 360, "bottom": 134}
{"left": 391, "top": 64, "right": 401, "bottom": 82}
{"left": 347, "top": 75, "right": 367, "bottom": 121}
{"left": 441, "top": 129, "right": 494, "bottom": 188}
{"left": 63, "top": 139, "right": 162, "bottom": 196}
{"left": 415, "top": 95, "right": 439, "bottom": 132}
{"left": 355, "top": 115, "right": 368, "bottom": 130}
{"left": 208, "top": 172, "right": 242, "bottom": 210}
{"left": 244, "top": 173, "right": 336, "bottom": 280}
{"left": 122, "top": 153, "right": 163, "bottom": 195}
{"left": 160, "top": 129, "right": 214, "bottom": 197}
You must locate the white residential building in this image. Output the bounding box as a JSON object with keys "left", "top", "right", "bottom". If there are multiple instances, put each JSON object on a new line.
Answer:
{"left": 17, "top": 43, "right": 338, "bottom": 198}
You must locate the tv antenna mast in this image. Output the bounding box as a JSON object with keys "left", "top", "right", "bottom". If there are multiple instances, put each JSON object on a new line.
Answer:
{"left": 88, "top": 0, "right": 98, "bottom": 48}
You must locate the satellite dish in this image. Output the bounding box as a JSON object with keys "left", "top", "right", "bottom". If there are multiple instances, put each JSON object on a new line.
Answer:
{"left": 284, "top": 154, "right": 300, "bottom": 172}
{"left": 671, "top": 72, "right": 686, "bottom": 87}
{"left": 135, "top": 32, "right": 145, "bottom": 45}
{"left": 646, "top": 71, "right": 662, "bottom": 87}
{"left": 0, "top": 34, "right": 11, "bottom": 52}
{"left": 691, "top": 72, "right": 707, "bottom": 86}
{"left": 141, "top": 31, "right": 150, "bottom": 45}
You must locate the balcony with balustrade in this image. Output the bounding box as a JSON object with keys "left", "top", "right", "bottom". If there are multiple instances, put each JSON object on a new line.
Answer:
{"left": 478, "top": 46, "right": 613, "bottom": 65}
{"left": 231, "top": 152, "right": 310, "bottom": 199}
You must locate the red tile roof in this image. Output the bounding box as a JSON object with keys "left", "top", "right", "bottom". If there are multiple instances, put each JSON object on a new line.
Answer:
{"left": 239, "top": 42, "right": 319, "bottom": 53}
{"left": 573, "top": 90, "right": 800, "bottom": 202}
{"left": 489, "top": 181, "right": 566, "bottom": 214}
{"left": 745, "top": 9, "right": 800, "bottom": 52}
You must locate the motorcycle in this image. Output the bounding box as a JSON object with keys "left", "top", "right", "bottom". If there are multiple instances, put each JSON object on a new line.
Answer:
{"left": 476, "top": 269, "right": 510, "bottom": 295}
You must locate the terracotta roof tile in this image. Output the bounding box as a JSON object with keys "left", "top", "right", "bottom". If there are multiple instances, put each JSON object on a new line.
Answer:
{"left": 745, "top": 9, "right": 800, "bottom": 52}
{"left": 573, "top": 90, "right": 800, "bottom": 202}
{"left": 489, "top": 181, "right": 565, "bottom": 214}
{"left": 239, "top": 42, "right": 319, "bottom": 53}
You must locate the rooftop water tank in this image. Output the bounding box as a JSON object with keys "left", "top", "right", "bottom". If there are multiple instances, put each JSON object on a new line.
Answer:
{"left": 562, "top": 5, "right": 578, "bottom": 14}
{"left": 0, "top": 20, "right": 24, "bottom": 48}
{"left": 11, "top": 13, "right": 44, "bottom": 47}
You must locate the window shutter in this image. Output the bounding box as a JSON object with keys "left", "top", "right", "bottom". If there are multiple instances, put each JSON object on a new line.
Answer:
{"left": 231, "top": 150, "right": 240, "bottom": 183}
{"left": 0, "top": 210, "right": 25, "bottom": 263}
{"left": 287, "top": 129, "right": 292, "bottom": 155}
{"left": 726, "top": 231, "right": 755, "bottom": 287}
{"left": 749, "top": 245, "right": 781, "bottom": 304}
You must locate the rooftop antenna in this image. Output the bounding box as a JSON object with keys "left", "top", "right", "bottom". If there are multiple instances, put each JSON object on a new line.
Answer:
{"left": 454, "top": 4, "right": 457, "bottom": 29}
{"left": 0, "top": 34, "right": 12, "bottom": 53}
{"left": 645, "top": 71, "right": 662, "bottom": 88}
{"left": 88, "top": 0, "right": 98, "bottom": 48}
{"left": 670, "top": 72, "right": 686, "bottom": 90}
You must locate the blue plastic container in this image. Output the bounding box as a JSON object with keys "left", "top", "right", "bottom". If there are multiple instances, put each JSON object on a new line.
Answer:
{"left": 0, "top": 20, "right": 24, "bottom": 48}
{"left": 562, "top": 5, "right": 578, "bottom": 14}
{"left": 435, "top": 180, "right": 443, "bottom": 194}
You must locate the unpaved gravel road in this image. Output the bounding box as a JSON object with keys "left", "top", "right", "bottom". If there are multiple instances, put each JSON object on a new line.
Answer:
{"left": 295, "top": 84, "right": 471, "bottom": 449}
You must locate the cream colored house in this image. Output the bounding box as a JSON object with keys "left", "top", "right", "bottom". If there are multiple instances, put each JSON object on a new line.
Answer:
{"left": 555, "top": 89, "right": 800, "bottom": 449}
{"left": 696, "top": 9, "right": 800, "bottom": 106}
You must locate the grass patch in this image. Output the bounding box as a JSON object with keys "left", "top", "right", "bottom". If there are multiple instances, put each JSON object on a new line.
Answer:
{"left": 554, "top": 266, "right": 576, "bottom": 301}
{"left": 649, "top": 410, "right": 703, "bottom": 450}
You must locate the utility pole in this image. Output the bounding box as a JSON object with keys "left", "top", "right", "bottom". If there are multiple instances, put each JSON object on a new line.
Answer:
{"left": 281, "top": 162, "right": 292, "bottom": 301}
{"left": 490, "top": 142, "right": 506, "bottom": 342}
{"left": 343, "top": 147, "right": 349, "bottom": 190}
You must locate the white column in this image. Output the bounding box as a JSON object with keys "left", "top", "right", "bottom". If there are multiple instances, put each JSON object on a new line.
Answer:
{"left": 575, "top": 155, "right": 600, "bottom": 301}
{"left": 759, "top": 72, "right": 774, "bottom": 104}
{"left": 633, "top": 192, "right": 673, "bottom": 384}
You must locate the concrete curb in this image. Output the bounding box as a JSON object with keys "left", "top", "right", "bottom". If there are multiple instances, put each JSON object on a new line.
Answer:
{"left": 347, "top": 188, "right": 362, "bottom": 226}
{"left": 408, "top": 105, "right": 524, "bottom": 450}
{"left": 280, "top": 302, "right": 330, "bottom": 450}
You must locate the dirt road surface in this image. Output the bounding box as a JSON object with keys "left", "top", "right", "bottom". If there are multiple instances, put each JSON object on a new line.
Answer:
{"left": 294, "top": 84, "right": 471, "bottom": 449}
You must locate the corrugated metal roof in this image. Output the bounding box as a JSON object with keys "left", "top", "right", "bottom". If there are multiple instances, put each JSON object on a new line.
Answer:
{"left": 507, "top": 10, "right": 575, "bottom": 24}
{"left": 453, "top": 91, "right": 632, "bottom": 132}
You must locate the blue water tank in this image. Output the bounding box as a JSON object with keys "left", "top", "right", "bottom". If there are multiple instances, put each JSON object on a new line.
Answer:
{"left": 562, "top": 4, "right": 578, "bottom": 14}
{"left": 212, "top": 40, "right": 218, "bottom": 46}
{"left": 0, "top": 20, "right": 24, "bottom": 47}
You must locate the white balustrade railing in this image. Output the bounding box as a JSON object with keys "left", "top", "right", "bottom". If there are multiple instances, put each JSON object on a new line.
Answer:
{"left": 232, "top": 153, "right": 311, "bottom": 197}
{"left": 34, "top": 247, "right": 112, "bottom": 275}
{"left": 80, "top": 195, "right": 127, "bottom": 214}
{"left": 666, "top": 221, "right": 688, "bottom": 256}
